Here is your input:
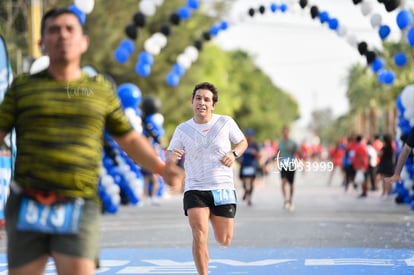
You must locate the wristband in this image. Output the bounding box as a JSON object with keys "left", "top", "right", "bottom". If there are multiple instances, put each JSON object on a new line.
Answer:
{"left": 154, "top": 161, "right": 166, "bottom": 175}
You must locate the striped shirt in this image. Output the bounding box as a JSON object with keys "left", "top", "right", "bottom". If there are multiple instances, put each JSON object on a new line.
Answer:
{"left": 0, "top": 70, "right": 133, "bottom": 198}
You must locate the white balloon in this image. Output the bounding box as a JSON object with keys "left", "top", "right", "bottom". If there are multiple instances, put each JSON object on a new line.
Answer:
{"left": 177, "top": 53, "right": 192, "bottom": 69}
{"left": 184, "top": 46, "right": 199, "bottom": 62}
{"left": 151, "top": 32, "right": 168, "bottom": 48}
{"left": 74, "top": 0, "right": 95, "bottom": 14}
{"left": 107, "top": 184, "right": 120, "bottom": 195}
{"left": 404, "top": 179, "right": 413, "bottom": 190}
{"left": 124, "top": 107, "right": 137, "bottom": 118}
{"left": 82, "top": 65, "right": 98, "bottom": 77}
{"left": 401, "top": 84, "right": 414, "bottom": 110}
{"left": 370, "top": 13, "right": 382, "bottom": 28}
{"left": 401, "top": 167, "right": 410, "bottom": 181}
{"left": 152, "top": 113, "right": 164, "bottom": 126}
{"left": 346, "top": 34, "right": 358, "bottom": 48}
{"left": 404, "top": 110, "right": 414, "bottom": 120}
{"left": 118, "top": 164, "right": 131, "bottom": 173}
{"left": 111, "top": 194, "right": 121, "bottom": 205}
{"left": 101, "top": 175, "right": 114, "bottom": 187}
{"left": 360, "top": 0, "right": 374, "bottom": 16}
{"left": 144, "top": 39, "right": 161, "bottom": 55}
{"left": 30, "top": 56, "right": 49, "bottom": 75}
{"left": 337, "top": 25, "right": 347, "bottom": 37}
{"left": 139, "top": 0, "right": 157, "bottom": 17}
{"left": 125, "top": 171, "right": 137, "bottom": 181}
{"left": 115, "top": 155, "right": 125, "bottom": 165}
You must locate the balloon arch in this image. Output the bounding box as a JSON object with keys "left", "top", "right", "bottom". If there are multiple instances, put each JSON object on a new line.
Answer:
{"left": 26, "top": 0, "right": 414, "bottom": 212}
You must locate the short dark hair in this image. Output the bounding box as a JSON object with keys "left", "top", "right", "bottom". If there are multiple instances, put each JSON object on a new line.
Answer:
{"left": 192, "top": 82, "right": 218, "bottom": 103}
{"left": 40, "top": 8, "right": 83, "bottom": 37}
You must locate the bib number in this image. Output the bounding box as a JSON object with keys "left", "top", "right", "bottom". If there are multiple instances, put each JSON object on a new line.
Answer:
{"left": 211, "top": 189, "right": 237, "bottom": 206}
{"left": 17, "top": 197, "right": 84, "bottom": 234}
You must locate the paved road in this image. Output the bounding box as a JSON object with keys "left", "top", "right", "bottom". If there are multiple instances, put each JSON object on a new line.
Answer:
{"left": 0, "top": 164, "right": 414, "bottom": 274}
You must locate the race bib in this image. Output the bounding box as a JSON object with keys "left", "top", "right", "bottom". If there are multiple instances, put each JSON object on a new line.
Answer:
{"left": 242, "top": 166, "right": 256, "bottom": 176}
{"left": 211, "top": 189, "right": 237, "bottom": 206}
{"left": 17, "top": 196, "right": 84, "bottom": 234}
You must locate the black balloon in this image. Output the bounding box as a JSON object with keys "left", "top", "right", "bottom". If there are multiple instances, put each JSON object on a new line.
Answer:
{"left": 310, "top": 6, "right": 319, "bottom": 19}
{"left": 133, "top": 11, "right": 146, "bottom": 28}
{"left": 299, "top": 0, "right": 308, "bottom": 9}
{"left": 202, "top": 31, "right": 211, "bottom": 41}
{"left": 357, "top": 42, "right": 368, "bottom": 56}
{"left": 170, "top": 13, "right": 181, "bottom": 25}
{"left": 194, "top": 39, "right": 203, "bottom": 51}
{"left": 125, "top": 24, "right": 138, "bottom": 40}
{"left": 141, "top": 96, "right": 162, "bottom": 116}
{"left": 385, "top": 0, "right": 400, "bottom": 12}
{"left": 365, "top": 51, "right": 376, "bottom": 64}
{"left": 259, "top": 5, "right": 265, "bottom": 14}
{"left": 160, "top": 23, "right": 172, "bottom": 36}
{"left": 248, "top": 8, "right": 255, "bottom": 17}
{"left": 352, "top": 0, "right": 363, "bottom": 4}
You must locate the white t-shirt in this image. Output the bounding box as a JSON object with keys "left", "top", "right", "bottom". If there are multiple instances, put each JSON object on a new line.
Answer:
{"left": 168, "top": 114, "right": 245, "bottom": 192}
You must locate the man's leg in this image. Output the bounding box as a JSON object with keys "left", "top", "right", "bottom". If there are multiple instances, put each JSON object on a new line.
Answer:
{"left": 188, "top": 207, "right": 210, "bottom": 275}
{"left": 8, "top": 256, "right": 49, "bottom": 275}
{"left": 53, "top": 252, "right": 95, "bottom": 275}
{"left": 210, "top": 215, "right": 234, "bottom": 246}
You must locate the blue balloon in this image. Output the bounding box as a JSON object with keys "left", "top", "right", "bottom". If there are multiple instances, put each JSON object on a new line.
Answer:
{"left": 378, "top": 25, "right": 391, "bottom": 40}
{"left": 135, "top": 62, "right": 151, "bottom": 78}
{"left": 407, "top": 26, "right": 414, "bottom": 46}
{"left": 172, "top": 63, "right": 186, "bottom": 76}
{"left": 138, "top": 51, "right": 154, "bottom": 66}
{"left": 177, "top": 6, "right": 192, "bottom": 20}
{"left": 119, "top": 39, "right": 135, "bottom": 55}
{"left": 397, "top": 9, "right": 413, "bottom": 30}
{"left": 279, "top": 3, "right": 287, "bottom": 12}
{"left": 270, "top": 3, "right": 278, "bottom": 13}
{"left": 377, "top": 69, "right": 395, "bottom": 85}
{"left": 113, "top": 47, "right": 130, "bottom": 64}
{"left": 166, "top": 72, "right": 180, "bottom": 87}
{"left": 187, "top": 0, "right": 200, "bottom": 10}
{"left": 319, "top": 11, "right": 330, "bottom": 24}
{"left": 328, "top": 18, "right": 339, "bottom": 30}
{"left": 117, "top": 83, "right": 142, "bottom": 108}
{"left": 384, "top": 70, "right": 395, "bottom": 85}
{"left": 210, "top": 25, "right": 220, "bottom": 36}
{"left": 68, "top": 5, "right": 86, "bottom": 25}
{"left": 371, "top": 58, "right": 384, "bottom": 73}
{"left": 220, "top": 20, "right": 229, "bottom": 30}
{"left": 394, "top": 52, "right": 408, "bottom": 67}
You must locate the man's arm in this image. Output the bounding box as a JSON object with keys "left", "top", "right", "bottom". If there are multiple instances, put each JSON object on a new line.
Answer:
{"left": 113, "top": 131, "right": 183, "bottom": 188}
{"left": 384, "top": 143, "right": 412, "bottom": 184}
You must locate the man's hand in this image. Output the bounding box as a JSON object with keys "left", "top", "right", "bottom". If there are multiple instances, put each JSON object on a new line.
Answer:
{"left": 221, "top": 152, "right": 236, "bottom": 167}
{"left": 384, "top": 174, "right": 399, "bottom": 185}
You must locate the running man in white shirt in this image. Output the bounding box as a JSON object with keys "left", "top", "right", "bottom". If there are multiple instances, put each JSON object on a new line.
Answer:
{"left": 167, "top": 82, "right": 248, "bottom": 275}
